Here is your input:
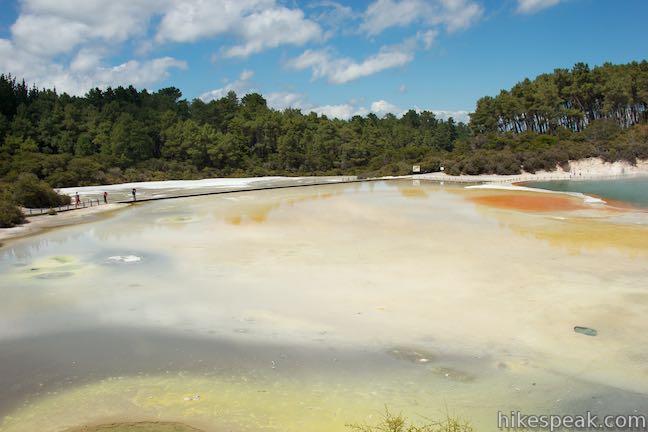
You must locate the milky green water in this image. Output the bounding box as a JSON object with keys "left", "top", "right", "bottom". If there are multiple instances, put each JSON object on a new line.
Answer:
{"left": 1, "top": 180, "right": 648, "bottom": 432}
{"left": 527, "top": 176, "right": 648, "bottom": 208}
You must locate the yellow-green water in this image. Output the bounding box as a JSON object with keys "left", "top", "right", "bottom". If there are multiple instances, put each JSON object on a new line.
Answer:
{"left": 1, "top": 180, "right": 647, "bottom": 432}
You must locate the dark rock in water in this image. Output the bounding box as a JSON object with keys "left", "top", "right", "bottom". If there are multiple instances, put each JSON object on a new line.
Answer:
{"left": 34, "top": 271, "right": 74, "bottom": 280}
{"left": 574, "top": 326, "right": 597, "bottom": 336}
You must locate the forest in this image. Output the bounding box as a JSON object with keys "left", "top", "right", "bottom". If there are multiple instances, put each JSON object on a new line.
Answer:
{"left": 1, "top": 60, "right": 648, "bottom": 224}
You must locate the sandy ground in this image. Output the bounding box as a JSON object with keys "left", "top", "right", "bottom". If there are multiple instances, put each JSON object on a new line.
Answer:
{"left": 2, "top": 157, "right": 647, "bottom": 244}
{"left": 0, "top": 204, "right": 127, "bottom": 244}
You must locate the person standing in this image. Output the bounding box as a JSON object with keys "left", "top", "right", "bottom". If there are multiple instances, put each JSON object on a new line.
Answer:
{"left": 132, "top": 188, "right": 137, "bottom": 202}
{"left": 103, "top": 191, "right": 108, "bottom": 204}
{"left": 75, "top": 192, "right": 80, "bottom": 206}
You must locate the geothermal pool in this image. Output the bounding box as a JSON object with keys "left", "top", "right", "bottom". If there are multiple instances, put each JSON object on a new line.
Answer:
{"left": 1, "top": 180, "right": 648, "bottom": 431}
{"left": 527, "top": 176, "right": 648, "bottom": 209}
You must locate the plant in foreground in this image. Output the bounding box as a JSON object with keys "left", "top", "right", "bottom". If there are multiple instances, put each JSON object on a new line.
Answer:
{"left": 346, "top": 407, "right": 474, "bottom": 432}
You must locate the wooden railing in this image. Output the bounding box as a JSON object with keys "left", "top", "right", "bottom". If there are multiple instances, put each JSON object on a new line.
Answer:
{"left": 24, "top": 199, "right": 104, "bottom": 217}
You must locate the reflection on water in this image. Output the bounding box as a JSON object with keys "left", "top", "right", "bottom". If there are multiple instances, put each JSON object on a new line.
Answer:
{"left": 1, "top": 180, "right": 648, "bottom": 431}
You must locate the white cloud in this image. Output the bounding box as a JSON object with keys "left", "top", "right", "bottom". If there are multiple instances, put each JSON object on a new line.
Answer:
{"left": 516, "top": 0, "right": 562, "bottom": 14}
{"left": 370, "top": 99, "right": 401, "bottom": 115}
{"left": 14, "top": 0, "right": 166, "bottom": 56}
{"left": 224, "top": 86, "right": 472, "bottom": 122}
{"left": 312, "top": 104, "right": 369, "bottom": 119}
{"left": 416, "top": 29, "right": 438, "bottom": 49}
{"left": 309, "top": 1, "right": 357, "bottom": 36}
{"left": 156, "top": 0, "right": 322, "bottom": 58}
{"left": 399, "top": 84, "right": 408, "bottom": 93}
{"left": 156, "top": 0, "right": 268, "bottom": 43}
{"left": 199, "top": 70, "right": 256, "bottom": 102}
{"left": 265, "top": 91, "right": 308, "bottom": 110}
{"left": 430, "top": 109, "right": 470, "bottom": 123}
{"left": 0, "top": 38, "right": 186, "bottom": 95}
{"left": 2, "top": 0, "right": 323, "bottom": 96}
{"left": 223, "top": 7, "right": 322, "bottom": 58}
{"left": 69, "top": 48, "right": 104, "bottom": 72}
{"left": 287, "top": 40, "right": 415, "bottom": 84}
{"left": 239, "top": 69, "right": 255, "bottom": 81}
{"left": 11, "top": 14, "right": 88, "bottom": 56}
{"left": 360, "top": 0, "right": 482, "bottom": 35}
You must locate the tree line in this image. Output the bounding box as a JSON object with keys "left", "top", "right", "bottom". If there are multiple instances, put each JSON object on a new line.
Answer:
{"left": 0, "top": 60, "right": 647, "bottom": 200}
{"left": 0, "top": 73, "right": 468, "bottom": 188}
{"left": 470, "top": 61, "right": 648, "bottom": 134}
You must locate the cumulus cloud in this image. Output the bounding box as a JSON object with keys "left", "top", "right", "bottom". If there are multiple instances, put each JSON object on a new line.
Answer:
{"left": 223, "top": 7, "right": 323, "bottom": 58}
{"left": 0, "top": 38, "right": 186, "bottom": 95}
{"left": 265, "top": 91, "right": 308, "bottom": 110}
{"left": 287, "top": 39, "right": 416, "bottom": 84}
{"left": 370, "top": 99, "right": 401, "bottom": 115}
{"left": 1, "top": 0, "right": 326, "bottom": 95}
{"left": 156, "top": 0, "right": 321, "bottom": 58}
{"left": 262, "top": 91, "right": 469, "bottom": 122}
{"left": 156, "top": 0, "right": 264, "bottom": 43}
{"left": 516, "top": 0, "right": 562, "bottom": 14}
{"left": 199, "top": 70, "right": 256, "bottom": 102}
{"left": 14, "top": 0, "right": 165, "bottom": 56}
{"left": 360, "top": 0, "right": 483, "bottom": 35}
{"left": 430, "top": 109, "right": 470, "bottom": 123}
{"left": 312, "top": 104, "right": 369, "bottom": 119}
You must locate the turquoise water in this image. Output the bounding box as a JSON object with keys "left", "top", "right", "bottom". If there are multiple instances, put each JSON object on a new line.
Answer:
{"left": 527, "top": 176, "right": 648, "bottom": 208}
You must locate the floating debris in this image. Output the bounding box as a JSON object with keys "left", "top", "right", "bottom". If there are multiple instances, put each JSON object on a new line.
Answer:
{"left": 574, "top": 326, "right": 598, "bottom": 336}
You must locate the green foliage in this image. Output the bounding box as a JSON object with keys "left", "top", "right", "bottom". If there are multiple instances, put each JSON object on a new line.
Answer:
{"left": 0, "top": 185, "right": 25, "bottom": 228}
{"left": 0, "top": 62, "right": 646, "bottom": 185}
{"left": 12, "top": 173, "right": 71, "bottom": 208}
{"left": 471, "top": 61, "right": 648, "bottom": 133}
{"left": 346, "top": 408, "right": 474, "bottom": 432}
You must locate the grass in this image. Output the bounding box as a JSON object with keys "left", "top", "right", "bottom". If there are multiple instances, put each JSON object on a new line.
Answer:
{"left": 346, "top": 407, "right": 474, "bottom": 432}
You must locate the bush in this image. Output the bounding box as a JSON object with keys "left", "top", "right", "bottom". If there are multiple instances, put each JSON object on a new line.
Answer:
{"left": 0, "top": 186, "right": 25, "bottom": 228}
{"left": 12, "top": 173, "right": 71, "bottom": 208}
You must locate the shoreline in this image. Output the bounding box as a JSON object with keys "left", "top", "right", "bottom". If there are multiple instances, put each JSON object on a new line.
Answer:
{"left": 411, "top": 157, "right": 648, "bottom": 184}
{"left": 0, "top": 203, "right": 127, "bottom": 245}
{"left": 2, "top": 157, "right": 647, "bottom": 245}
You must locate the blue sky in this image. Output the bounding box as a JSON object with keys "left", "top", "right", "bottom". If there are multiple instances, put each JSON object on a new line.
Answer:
{"left": 1, "top": 0, "right": 646, "bottom": 121}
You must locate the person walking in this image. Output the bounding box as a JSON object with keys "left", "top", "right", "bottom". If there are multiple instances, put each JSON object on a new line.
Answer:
{"left": 103, "top": 191, "right": 108, "bottom": 204}
{"left": 75, "top": 192, "right": 80, "bottom": 206}
{"left": 132, "top": 188, "right": 137, "bottom": 202}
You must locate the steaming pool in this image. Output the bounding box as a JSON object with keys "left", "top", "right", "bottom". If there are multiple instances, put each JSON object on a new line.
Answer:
{"left": 1, "top": 179, "right": 647, "bottom": 431}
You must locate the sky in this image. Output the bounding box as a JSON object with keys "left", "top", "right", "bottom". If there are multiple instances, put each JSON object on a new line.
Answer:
{"left": 0, "top": 0, "right": 647, "bottom": 122}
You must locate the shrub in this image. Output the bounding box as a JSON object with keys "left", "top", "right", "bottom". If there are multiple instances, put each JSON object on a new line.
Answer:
{"left": 0, "top": 186, "right": 25, "bottom": 228}
{"left": 346, "top": 407, "right": 474, "bottom": 432}
{"left": 12, "top": 173, "right": 71, "bottom": 208}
